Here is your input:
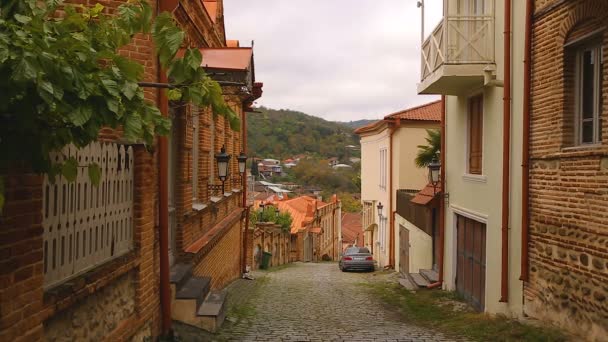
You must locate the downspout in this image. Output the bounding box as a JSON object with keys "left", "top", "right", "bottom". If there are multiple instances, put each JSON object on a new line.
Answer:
{"left": 520, "top": 0, "right": 533, "bottom": 282}
{"left": 242, "top": 108, "right": 249, "bottom": 273}
{"left": 388, "top": 124, "right": 396, "bottom": 268}
{"left": 158, "top": 0, "right": 178, "bottom": 335}
{"left": 428, "top": 95, "right": 446, "bottom": 289}
{"left": 500, "top": 0, "right": 512, "bottom": 303}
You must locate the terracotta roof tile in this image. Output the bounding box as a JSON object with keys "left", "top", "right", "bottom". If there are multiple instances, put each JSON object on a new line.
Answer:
{"left": 198, "top": 48, "right": 253, "bottom": 71}
{"left": 274, "top": 196, "right": 325, "bottom": 234}
{"left": 411, "top": 183, "right": 442, "bottom": 206}
{"left": 341, "top": 213, "right": 363, "bottom": 244}
{"left": 384, "top": 100, "right": 442, "bottom": 122}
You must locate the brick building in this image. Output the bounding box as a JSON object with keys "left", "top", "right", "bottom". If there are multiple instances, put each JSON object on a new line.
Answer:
{"left": 0, "top": 0, "right": 262, "bottom": 340}
{"left": 525, "top": 1, "right": 607, "bottom": 340}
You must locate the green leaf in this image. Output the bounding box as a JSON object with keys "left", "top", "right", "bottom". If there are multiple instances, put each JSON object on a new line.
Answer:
{"left": 68, "top": 106, "right": 93, "bottom": 126}
{"left": 14, "top": 14, "right": 32, "bottom": 24}
{"left": 184, "top": 48, "right": 202, "bottom": 71}
{"left": 101, "top": 79, "right": 120, "bottom": 97}
{"left": 122, "top": 81, "right": 138, "bottom": 100}
{"left": 61, "top": 158, "right": 78, "bottom": 182}
{"left": 167, "top": 88, "right": 182, "bottom": 101}
{"left": 124, "top": 113, "right": 143, "bottom": 141}
{"left": 88, "top": 163, "right": 101, "bottom": 186}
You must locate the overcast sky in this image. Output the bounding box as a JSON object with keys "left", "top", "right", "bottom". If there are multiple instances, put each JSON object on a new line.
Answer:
{"left": 223, "top": 1, "right": 442, "bottom": 122}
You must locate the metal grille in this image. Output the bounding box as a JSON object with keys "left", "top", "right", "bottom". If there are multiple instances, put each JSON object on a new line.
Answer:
{"left": 42, "top": 143, "right": 134, "bottom": 289}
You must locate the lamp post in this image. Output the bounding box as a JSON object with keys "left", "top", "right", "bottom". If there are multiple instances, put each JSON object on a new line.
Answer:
{"left": 377, "top": 202, "right": 383, "bottom": 220}
{"left": 215, "top": 145, "right": 231, "bottom": 194}
{"left": 428, "top": 157, "right": 441, "bottom": 194}
{"left": 237, "top": 151, "right": 247, "bottom": 177}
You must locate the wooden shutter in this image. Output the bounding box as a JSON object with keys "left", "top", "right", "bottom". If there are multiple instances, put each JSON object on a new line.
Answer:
{"left": 468, "top": 95, "right": 483, "bottom": 175}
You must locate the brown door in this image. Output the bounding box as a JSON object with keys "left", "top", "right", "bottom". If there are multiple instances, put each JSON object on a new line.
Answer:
{"left": 399, "top": 225, "right": 409, "bottom": 274}
{"left": 456, "top": 214, "right": 486, "bottom": 311}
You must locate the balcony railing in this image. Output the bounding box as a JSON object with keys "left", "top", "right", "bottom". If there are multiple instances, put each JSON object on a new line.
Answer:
{"left": 419, "top": 0, "right": 495, "bottom": 94}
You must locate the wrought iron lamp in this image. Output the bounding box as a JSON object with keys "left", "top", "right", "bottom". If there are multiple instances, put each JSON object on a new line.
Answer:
{"left": 376, "top": 202, "right": 383, "bottom": 219}
{"left": 215, "top": 145, "right": 231, "bottom": 193}
{"left": 237, "top": 151, "right": 247, "bottom": 175}
{"left": 428, "top": 157, "right": 441, "bottom": 194}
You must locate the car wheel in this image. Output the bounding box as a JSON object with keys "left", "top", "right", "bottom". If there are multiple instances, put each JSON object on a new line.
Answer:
{"left": 341, "top": 267, "right": 347, "bottom": 272}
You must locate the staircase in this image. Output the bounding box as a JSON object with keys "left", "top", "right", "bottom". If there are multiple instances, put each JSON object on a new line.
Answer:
{"left": 170, "top": 263, "right": 228, "bottom": 333}
{"left": 407, "top": 269, "right": 439, "bottom": 288}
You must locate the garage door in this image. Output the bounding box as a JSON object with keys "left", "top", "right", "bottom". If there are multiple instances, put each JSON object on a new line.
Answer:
{"left": 456, "top": 214, "right": 486, "bottom": 311}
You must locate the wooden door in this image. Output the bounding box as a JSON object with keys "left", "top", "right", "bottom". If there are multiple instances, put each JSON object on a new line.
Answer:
{"left": 399, "top": 225, "right": 410, "bottom": 275}
{"left": 456, "top": 214, "right": 486, "bottom": 311}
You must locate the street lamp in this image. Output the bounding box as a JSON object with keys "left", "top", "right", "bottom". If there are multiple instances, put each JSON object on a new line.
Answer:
{"left": 377, "top": 202, "right": 383, "bottom": 219}
{"left": 428, "top": 157, "right": 441, "bottom": 194}
{"left": 215, "top": 145, "right": 231, "bottom": 193}
{"left": 237, "top": 151, "right": 247, "bottom": 175}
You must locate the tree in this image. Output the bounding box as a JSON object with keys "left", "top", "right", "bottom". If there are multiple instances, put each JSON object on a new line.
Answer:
{"left": 0, "top": 0, "right": 237, "bottom": 211}
{"left": 250, "top": 159, "right": 259, "bottom": 176}
{"left": 415, "top": 129, "right": 441, "bottom": 168}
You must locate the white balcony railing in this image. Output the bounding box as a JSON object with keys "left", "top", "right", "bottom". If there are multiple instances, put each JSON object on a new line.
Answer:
{"left": 421, "top": 1, "right": 495, "bottom": 81}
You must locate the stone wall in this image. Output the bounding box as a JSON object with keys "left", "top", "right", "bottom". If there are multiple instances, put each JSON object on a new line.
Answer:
{"left": 250, "top": 223, "right": 291, "bottom": 270}
{"left": 44, "top": 272, "right": 135, "bottom": 341}
{"left": 527, "top": 1, "right": 608, "bottom": 340}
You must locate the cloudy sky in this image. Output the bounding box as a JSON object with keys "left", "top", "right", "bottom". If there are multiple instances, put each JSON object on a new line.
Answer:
{"left": 223, "top": 1, "right": 442, "bottom": 122}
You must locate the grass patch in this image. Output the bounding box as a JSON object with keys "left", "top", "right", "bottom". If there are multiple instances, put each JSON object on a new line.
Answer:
{"left": 362, "top": 282, "right": 568, "bottom": 342}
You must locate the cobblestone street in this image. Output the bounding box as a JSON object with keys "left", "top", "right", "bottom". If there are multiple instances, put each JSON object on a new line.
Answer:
{"left": 213, "top": 262, "right": 457, "bottom": 342}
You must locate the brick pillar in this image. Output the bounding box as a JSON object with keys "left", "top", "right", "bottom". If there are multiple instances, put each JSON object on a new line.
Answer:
{"left": 0, "top": 172, "right": 45, "bottom": 341}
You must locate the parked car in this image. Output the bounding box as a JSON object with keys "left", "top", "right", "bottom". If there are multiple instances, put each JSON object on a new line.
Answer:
{"left": 339, "top": 246, "right": 374, "bottom": 272}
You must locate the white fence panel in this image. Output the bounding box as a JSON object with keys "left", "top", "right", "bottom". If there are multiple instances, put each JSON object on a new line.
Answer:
{"left": 42, "top": 142, "right": 134, "bottom": 289}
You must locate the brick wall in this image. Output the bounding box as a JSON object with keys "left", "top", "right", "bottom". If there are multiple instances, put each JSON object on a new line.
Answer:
{"left": 527, "top": 1, "right": 608, "bottom": 340}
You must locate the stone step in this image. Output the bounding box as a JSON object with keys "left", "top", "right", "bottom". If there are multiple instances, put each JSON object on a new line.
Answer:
{"left": 420, "top": 269, "right": 439, "bottom": 283}
{"left": 175, "top": 276, "right": 212, "bottom": 309}
{"left": 170, "top": 263, "right": 193, "bottom": 290}
{"left": 196, "top": 291, "right": 228, "bottom": 333}
{"left": 409, "top": 273, "right": 430, "bottom": 288}
{"left": 398, "top": 276, "right": 417, "bottom": 291}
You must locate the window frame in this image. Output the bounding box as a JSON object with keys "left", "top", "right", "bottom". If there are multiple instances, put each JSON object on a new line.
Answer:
{"left": 379, "top": 147, "right": 388, "bottom": 191}
{"left": 575, "top": 41, "right": 603, "bottom": 146}
{"left": 466, "top": 94, "right": 484, "bottom": 176}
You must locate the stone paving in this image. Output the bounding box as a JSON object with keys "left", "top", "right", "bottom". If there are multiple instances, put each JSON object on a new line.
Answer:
{"left": 212, "top": 262, "right": 458, "bottom": 342}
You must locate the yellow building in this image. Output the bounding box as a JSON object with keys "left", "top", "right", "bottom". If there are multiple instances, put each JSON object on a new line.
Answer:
{"left": 418, "top": 0, "right": 526, "bottom": 316}
{"left": 356, "top": 102, "right": 441, "bottom": 271}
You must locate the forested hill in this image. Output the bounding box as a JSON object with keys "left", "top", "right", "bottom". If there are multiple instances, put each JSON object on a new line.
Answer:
{"left": 246, "top": 107, "right": 360, "bottom": 160}
{"left": 339, "top": 119, "right": 377, "bottom": 130}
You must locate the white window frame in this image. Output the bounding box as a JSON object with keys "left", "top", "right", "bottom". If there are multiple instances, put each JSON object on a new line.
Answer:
{"left": 575, "top": 42, "right": 603, "bottom": 146}
{"left": 379, "top": 148, "right": 387, "bottom": 191}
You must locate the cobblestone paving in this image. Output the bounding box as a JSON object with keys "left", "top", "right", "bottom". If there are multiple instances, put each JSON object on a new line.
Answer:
{"left": 214, "top": 262, "right": 458, "bottom": 342}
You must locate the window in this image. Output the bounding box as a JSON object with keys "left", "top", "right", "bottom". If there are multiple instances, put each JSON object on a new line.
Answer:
{"left": 468, "top": 95, "right": 483, "bottom": 175}
{"left": 192, "top": 106, "right": 200, "bottom": 201}
{"left": 576, "top": 43, "right": 603, "bottom": 145}
{"left": 379, "top": 148, "right": 387, "bottom": 190}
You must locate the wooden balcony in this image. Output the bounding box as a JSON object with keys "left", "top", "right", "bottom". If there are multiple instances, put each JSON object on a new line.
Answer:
{"left": 418, "top": 0, "right": 495, "bottom": 95}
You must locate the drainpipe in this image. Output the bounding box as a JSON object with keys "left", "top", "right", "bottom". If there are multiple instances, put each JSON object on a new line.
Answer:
{"left": 520, "top": 0, "right": 533, "bottom": 282}
{"left": 500, "top": 0, "right": 512, "bottom": 303}
{"left": 242, "top": 107, "right": 249, "bottom": 273}
{"left": 157, "top": 0, "right": 178, "bottom": 336}
{"left": 388, "top": 124, "right": 396, "bottom": 268}
{"left": 428, "top": 95, "right": 446, "bottom": 289}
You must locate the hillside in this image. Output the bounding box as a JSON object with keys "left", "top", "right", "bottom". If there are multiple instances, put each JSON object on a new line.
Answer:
{"left": 339, "top": 119, "right": 377, "bottom": 129}
{"left": 246, "top": 107, "right": 360, "bottom": 161}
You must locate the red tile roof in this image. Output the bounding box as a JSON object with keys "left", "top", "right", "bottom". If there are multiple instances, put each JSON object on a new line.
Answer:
{"left": 275, "top": 196, "right": 326, "bottom": 234}
{"left": 411, "top": 183, "right": 442, "bottom": 206}
{"left": 384, "top": 100, "right": 442, "bottom": 122}
{"left": 353, "top": 120, "right": 385, "bottom": 135}
{"left": 226, "top": 40, "right": 240, "bottom": 47}
{"left": 341, "top": 213, "right": 363, "bottom": 244}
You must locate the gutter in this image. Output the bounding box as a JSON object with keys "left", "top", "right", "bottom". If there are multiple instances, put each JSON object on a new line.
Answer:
{"left": 500, "top": 0, "right": 513, "bottom": 303}
{"left": 387, "top": 123, "right": 397, "bottom": 268}
{"left": 520, "top": 0, "right": 534, "bottom": 282}
{"left": 428, "top": 95, "right": 446, "bottom": 289}
{"left": 242, "top": 104, "right": 249, "bottom": 274}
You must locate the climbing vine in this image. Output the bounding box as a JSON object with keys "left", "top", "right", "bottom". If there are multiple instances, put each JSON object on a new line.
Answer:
{"left": 0, "top": 0, "right": 239, "bottom": 211}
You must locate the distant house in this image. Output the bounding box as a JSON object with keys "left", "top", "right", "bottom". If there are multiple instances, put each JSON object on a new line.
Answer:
{"left": 258, "top": 159, "right": 283, "bottom": 178}
{"left": 341, "top": 213, "right": 363, "bottom": 251}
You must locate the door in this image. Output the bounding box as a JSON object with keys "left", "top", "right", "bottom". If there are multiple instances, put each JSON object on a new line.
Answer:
{"left": 399, "top": 225, "right": 410, "bottom": 274}
{"left": 167, "top": 117, "right": 178, "bottom": 265}
{"left": 456, "top": 214, "right": 486, "bottom": 311}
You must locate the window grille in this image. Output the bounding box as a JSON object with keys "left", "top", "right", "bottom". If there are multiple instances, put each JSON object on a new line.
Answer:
{"left": 42, "top": 142, "right": 134, "bottom": 289}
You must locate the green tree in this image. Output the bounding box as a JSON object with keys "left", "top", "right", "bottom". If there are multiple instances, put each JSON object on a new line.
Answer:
{"left": 415, "top": 129, "right": 441, "bottom": 168}
{"left": 250, "top": 160, "right": 259, "bottom": 176}
{"left": 336, "top": 193, "right": 362, "bottom": 213}
{"left": 0, "top": 0, "right": 237, "bottom": 211}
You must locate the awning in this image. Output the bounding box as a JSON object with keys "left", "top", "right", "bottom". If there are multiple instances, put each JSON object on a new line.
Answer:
{"left": 411, "top": 183, "right": 442, "bottom": 206}
{"left": 198, "top": 47, "right": 256, "bottom": 93}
